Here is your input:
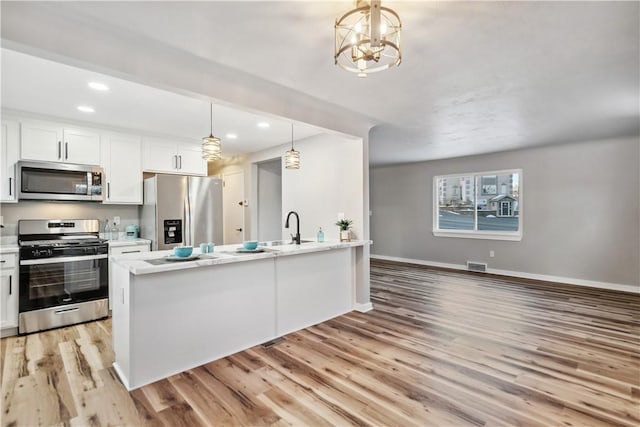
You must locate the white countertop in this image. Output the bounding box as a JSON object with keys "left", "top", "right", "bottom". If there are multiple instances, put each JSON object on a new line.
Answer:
{"left": 0, "top": 236, "right": 18, "bottom": 254}
{"left": 112, "top": 240, "right": 370, "bottom": 275}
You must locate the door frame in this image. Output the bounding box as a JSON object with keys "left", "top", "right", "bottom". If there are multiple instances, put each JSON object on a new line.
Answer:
{"left": 222, "top": 170, "right": 245, "bottom": 244}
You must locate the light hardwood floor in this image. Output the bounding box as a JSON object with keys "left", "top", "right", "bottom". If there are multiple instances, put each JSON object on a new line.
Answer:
{"left": 2, "top": 260, "right": 639, "bottom": 426}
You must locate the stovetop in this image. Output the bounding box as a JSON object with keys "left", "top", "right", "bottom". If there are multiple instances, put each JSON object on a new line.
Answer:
{"left": 19, "top": 238, "right": 107, "bottom": 248}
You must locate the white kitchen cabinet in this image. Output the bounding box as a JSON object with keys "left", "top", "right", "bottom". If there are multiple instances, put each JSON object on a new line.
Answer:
{"left": 142, "top": 138, "right": 206, "bottom": 176}
{"left": 109, "top": 241, "right": 150, "bottom": 310}
{"left": 0, "top": 254, "right": 18, "bottom": 331}
{"left": 21, "top": 120, "right": 101, "bottom": 165}
{"left": 1, "top": 120, "right": 19, "bottom": 202}
{"left": 101, "top": 134, "right": 143, "bottom": 204}
{"left": 177, "top": 144, "right": 207, "bottom": 175}
{"left": 110, "top": 243, "right": 151, "bottom": 256}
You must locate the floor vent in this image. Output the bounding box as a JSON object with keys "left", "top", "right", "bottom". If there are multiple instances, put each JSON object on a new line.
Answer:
{"left": 467, "top": 261, "right": 488, "bottom": 273}
{"left": 261, "top": 337, "right": 285, "bottom": 348}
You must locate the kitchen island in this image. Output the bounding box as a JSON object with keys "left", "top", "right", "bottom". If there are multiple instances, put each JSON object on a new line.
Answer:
{"left": 110, "top": 240, "right": 371, "bottom": 390}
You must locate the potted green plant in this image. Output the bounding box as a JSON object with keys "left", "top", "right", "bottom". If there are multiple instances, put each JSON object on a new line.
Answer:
{"left": 335, "top": 218, "right": 353, "bottom": 242}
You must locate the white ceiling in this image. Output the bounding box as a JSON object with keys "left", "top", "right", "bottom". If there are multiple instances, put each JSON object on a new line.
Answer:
{"left": 1, "top": 49, "right": 326, "bottom": 157}
{"left": 1, "top": 1, "right": 638, "bottom": 165}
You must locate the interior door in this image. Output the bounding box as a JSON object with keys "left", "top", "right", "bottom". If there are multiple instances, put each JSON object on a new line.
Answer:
{"left": 222, "top": 171, "right": 245, "bottom": 244}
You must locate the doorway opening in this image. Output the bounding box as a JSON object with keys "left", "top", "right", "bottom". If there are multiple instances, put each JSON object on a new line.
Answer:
{"left": 256, "top": 158, "right": 282, "bottom": 241}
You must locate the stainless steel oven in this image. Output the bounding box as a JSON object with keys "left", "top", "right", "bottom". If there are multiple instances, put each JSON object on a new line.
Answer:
{"left": 18, "top": 219, "right": 109, "bottom": 334}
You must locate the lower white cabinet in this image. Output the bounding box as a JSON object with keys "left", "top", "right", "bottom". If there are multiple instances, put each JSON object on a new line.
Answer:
{"left": 109, "top": 241, "right": 150, "bottom": 310}
{"left": 0, "top": 253, "right": 19, "bottom": 331}
{"left": 101, "top": 134, "right": 143, "bottom": 204}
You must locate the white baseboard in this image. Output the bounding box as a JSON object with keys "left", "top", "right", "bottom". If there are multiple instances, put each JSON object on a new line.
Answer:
{"left": 354, "top": 302, "right": 373, "bottom": 313}
{"left": 371, "top": 254, "right": 640, "bottom": 294}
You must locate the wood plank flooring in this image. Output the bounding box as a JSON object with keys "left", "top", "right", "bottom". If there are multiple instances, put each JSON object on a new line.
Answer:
{"left": 2, "top": 260, "right": 639, "bottom": 426}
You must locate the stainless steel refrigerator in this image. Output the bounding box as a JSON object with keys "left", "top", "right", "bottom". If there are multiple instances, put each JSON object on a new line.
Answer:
{"left": 141, "top": 174, "right": 223, "bottom": 250}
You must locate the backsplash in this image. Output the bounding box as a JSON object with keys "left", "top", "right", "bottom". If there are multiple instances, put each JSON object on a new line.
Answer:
{"left": 0, "top": 201, "right": 140, "bottom": 236}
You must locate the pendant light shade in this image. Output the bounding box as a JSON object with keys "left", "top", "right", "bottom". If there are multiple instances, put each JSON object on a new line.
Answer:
{"left": 284, "top": 123, "right": 300, "bottom": 169}
{"left": 202, "top": 103, "right": 222, "bottom": 161}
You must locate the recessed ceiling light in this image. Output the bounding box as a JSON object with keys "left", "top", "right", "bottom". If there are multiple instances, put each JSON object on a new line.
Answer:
{"left": 77, "top": 105, "right": 95, "bottom": 113}
{"left": 226, "top": 133, "right": 238, "bottom": 139}
{"left": 257, "top": 122, "right": 270, "bottom": 128}
{"left": 88, "top": 82, "right": 109, "bottom": 91}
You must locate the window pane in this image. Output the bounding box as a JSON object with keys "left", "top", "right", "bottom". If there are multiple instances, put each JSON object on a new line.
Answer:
{"left": 437, "top": 176, "right": 474, "bottom": 230}
{"left": 477, "top": 172, "right": 519, "bottom": 231}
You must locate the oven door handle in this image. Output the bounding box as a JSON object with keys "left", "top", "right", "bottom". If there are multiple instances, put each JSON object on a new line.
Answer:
{"left": 20, "top": 254, "right": 108, "bottom": 266}
{"left": 54, "top": 307, "right": 80, "bottom": 315}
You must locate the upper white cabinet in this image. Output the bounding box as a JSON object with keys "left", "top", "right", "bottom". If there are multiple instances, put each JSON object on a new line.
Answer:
{"left": 142, "top": 138, "right": 206, "bottom": 176}
{"left": 0, "top": 120, "right": 19, "bottom": 202}
{"left": 101, "top": 134, "right": 143, "bottom": 204}
{"left": 21, "top": 120, "right": 101, "bottom": 165}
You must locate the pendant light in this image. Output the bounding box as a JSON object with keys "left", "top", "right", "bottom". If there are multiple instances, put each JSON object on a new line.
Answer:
{"left": 334, "top": 0, "right": 402, "bottom": 77}
{"left": 202, "top": 103, "right": 222, "bottom": 161}
{"left": 284, "top": 123, "right": 300, "bottom": 169}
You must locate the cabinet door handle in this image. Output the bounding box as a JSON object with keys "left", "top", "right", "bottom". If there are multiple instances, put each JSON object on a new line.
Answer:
{"left": 107, "top": 182, "right": 111, "bottom": 199}
{"left": 65, "top": 142, "right": 69, "bottom": 160}
{"left": 58, "top": 141, "right": 62, "bottom": 159}
{"left": 173, "top": 155, "right": 177, "bottom": 169}
{"left": 8, "top": 177, "right": 12, "bottom": 196}
{"left": 121, "top": 250, "right": 141, "bottom": 254}
{"left": 8, "top": 275, "right": 12, "bottom": 295}
{"left": 0, "top": 260, "right": 6, "bottom": 263}
{"left": 178, "top": 155, "right": 182, "bottom": 170}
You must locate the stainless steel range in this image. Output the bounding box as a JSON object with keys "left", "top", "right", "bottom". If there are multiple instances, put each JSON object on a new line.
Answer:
{"left": 18, "top": 219, "right": 109, "bottom": 334}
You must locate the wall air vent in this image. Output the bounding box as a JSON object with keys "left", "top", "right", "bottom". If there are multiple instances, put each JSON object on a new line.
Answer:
{"left": 467, "top": 261, "right": 488, "bottom": 273}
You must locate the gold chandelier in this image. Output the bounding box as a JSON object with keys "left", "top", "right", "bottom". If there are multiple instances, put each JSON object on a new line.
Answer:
{"left": 284, "top": 123, "right": 300, "bottom": 169}
{"left": 334, "top": 0, "right": 402, "bottom": 77}
{"left": 202, "top": 103, "right": 222, "bottom": 161}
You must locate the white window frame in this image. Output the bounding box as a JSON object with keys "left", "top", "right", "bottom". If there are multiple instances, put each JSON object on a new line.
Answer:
{"left": 433, "top": 168, "right": 523, "bottom": 241}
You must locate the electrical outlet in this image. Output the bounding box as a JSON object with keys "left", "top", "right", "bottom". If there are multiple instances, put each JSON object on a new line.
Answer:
{"left": 489, "top": 250, "right": 495, "bottom": 258}
{"left": 114, "top": 216, "right": 121, "bottom": 225}
{"left": 338, "top": 212, "right": 345, "bottom": 220}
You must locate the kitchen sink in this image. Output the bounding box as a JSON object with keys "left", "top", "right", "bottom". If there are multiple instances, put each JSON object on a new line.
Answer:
{"left": 259, "top": 239, "right": 314, "bottom": 246}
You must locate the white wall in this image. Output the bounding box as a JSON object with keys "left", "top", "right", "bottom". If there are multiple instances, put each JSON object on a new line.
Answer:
{"left": 370, "top": 136, "right": 640, "bottom": 289}
{"left": 245, "top": 133, "right": 364, "bottom": 242}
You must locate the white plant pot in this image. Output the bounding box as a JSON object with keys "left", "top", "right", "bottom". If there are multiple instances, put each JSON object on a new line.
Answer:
{"left": 340, "top": 230, "right": 350, "bottom": 242}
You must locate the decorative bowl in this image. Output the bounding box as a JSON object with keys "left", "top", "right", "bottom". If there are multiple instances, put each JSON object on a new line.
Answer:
{"left": 174, "top": 246, "right": 193, "bottom": 257}
{"left": 242, "top": 241, "right": 259, "bottom": 250}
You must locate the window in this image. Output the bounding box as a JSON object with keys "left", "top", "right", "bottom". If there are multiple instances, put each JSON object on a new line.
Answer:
{"left": 434, "top": 169, "right": 522, "bottom": 241}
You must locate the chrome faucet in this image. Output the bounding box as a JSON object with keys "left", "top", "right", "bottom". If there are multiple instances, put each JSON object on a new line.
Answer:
{"left": 285, "top": 211, "right": 301, "bottom": 245}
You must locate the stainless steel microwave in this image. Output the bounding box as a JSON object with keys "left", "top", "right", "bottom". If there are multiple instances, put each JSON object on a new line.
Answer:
{"left": 17, "top": 160, "right": 104, "bottom": 202}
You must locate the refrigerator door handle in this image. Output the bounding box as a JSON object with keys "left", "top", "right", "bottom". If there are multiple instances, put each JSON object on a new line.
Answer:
{"left": 184, "top": 180, "right": 190, "bottom": 246}
{"left": 185, "top": 178, "right": 194, "bottom": 246}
